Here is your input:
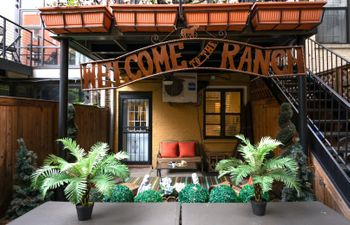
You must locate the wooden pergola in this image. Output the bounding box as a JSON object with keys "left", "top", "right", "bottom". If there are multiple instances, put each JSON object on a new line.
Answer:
{"left": 41, "top": 2, "right": 326, "bottom": 166}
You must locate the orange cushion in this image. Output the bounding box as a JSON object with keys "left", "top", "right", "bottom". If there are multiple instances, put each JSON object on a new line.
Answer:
{"left": 160, "top": 142, "right": 178, "bottom": 158}
{"left": 179, "top": 141, "right": 196, "bottom": 157}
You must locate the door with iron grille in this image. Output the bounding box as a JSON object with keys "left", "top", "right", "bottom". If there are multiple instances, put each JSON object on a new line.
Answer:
{"left": 119, "top": 92, "right": 152, "bottom": 164}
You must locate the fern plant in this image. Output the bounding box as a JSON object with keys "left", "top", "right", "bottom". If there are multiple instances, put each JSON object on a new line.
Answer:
{"left": 216, "top": 135, "right": 300, "bottom": 202}
{"left": 32, "top": 138, "right": 129, "bottom": 206}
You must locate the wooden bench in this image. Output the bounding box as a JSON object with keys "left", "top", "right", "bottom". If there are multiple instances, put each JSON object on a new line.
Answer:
{"left": 156, "top": 140, "right": 203, "bottom": 176}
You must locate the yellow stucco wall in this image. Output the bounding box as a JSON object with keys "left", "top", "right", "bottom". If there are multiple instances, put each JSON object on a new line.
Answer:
{"left": 114, "top": 75, "right": 250, "bottom": 168}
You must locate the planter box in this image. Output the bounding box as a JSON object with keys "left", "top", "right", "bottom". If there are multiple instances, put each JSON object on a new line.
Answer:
{"left": 251, "top": 2, "right": 326, "bottom": 31}
{"left": 111, "top": 5, "right": 178, "bottom": 32}
{"left": 183, "top": 3, "right": 253, "bottom": 32}
{"left": 39, "top": 5, "right": 113, "bottom": 34}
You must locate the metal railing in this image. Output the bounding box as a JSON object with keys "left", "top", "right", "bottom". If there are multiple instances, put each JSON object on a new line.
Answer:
{"left": 263, "top": 39, "right": 350, "bottom": 207}
{"left": 0, "top": 15, "right": 33, "bottom": 67}
{"left": 121, "top": 126, "right": 151, "bottom": 164}
{"left": 270, "top": 73, "right": 350, "bottom": 206}
{"left": 272, "top": 73, "right": 349, "bottom": 166}
{"left": 31, "top": 36, "right": 60, "bottom": 67}
{"left": 306, "top": 38, "right": 350, "bottom": 102}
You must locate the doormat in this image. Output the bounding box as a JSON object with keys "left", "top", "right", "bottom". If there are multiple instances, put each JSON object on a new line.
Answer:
{"left": 125, "top": 176, "right": 230, "bottom": 190}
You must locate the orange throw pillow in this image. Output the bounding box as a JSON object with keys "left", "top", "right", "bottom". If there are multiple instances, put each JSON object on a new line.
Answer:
{"left": 160, "top": 142, "right": 178, "bottom": 158}
{"left": 179, "top": 141, "right": 196, "bottom": 157}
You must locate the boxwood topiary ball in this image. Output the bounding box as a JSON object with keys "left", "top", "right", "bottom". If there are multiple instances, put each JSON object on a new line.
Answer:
{"left": 134, "top": 190, "right": 163, "bottom": 203}
{"left": 209, "top": 185, "right": 239, "bottom": 203}
{"left": 103, "top": 185, "right": 134, "bottom": 203}
{"left": 238, "top": 185, "right": 269, "bottom": 203}
{"left": 178, "top": 184, "right": 209, "bottom": 203}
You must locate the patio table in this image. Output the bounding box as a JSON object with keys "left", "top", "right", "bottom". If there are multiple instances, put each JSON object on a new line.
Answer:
{"left": 8, "top": 201, "right": 180, "bottom": 225}
{"left": 182, "top": 201, "right": 350, "bottom": 225}
{"left": 156, "top": 161, "right": 198, "bottom": 177}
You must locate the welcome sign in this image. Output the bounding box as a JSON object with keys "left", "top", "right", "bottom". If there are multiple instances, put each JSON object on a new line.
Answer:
{"left": 80, "top": 38, "right": 305, "bottom": 91}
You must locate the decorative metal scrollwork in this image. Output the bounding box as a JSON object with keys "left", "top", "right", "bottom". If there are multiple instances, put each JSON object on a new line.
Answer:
{"left": 217, "top": 30, "right": 227, "bottom": 39}
{"left": 180, "top": 26, "right": 199, "bottom": 39}
{"left": 151, "top": 34, "right": 160, "bottom": 44}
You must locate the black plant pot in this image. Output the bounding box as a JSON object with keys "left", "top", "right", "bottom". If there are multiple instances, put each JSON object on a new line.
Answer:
{"left": 76, "top": 203, "right": 94, "bottom": 221}
{"left": 251, "top": 200, "right": 267, "bottom": 216}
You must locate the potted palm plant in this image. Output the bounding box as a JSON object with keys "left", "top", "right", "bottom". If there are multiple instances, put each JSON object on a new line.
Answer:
{"left": 32, "top": 138, "right": 129, "bottom": 221}
{"left": 216, "top": 135, "right": 300, "bottom": 216}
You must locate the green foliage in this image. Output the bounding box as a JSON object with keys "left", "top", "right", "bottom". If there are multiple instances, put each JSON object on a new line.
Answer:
{"left": 216, "top": 135, "right": 300, "bottom": 202}
{"left": 281, "top": 143, "right": 315, "bottom": 201}
{"left": 178, "top": 184, "right": 209, "bottom": 203}
{"left": 209, "top": 185, "right": 239, "bottom": 203}
{"left": 134, "top": 190, "right": 163, "bottom": 203}
{"left": 32, "top": 138, "right": 129, "bottom": 206}
{"left": 278, "top": 103, "right": 293, "bottom": 126}
{"left": 103, "top": 185, "right": 134, "bottom": 202}
{"left": 6, "top": 139, "right": 47, "bottom": 219}
{"left": 276, "top": 103, "right": 315, "bottom": 202}
{"left": 238, "top": 185, "right": 269, "bottom": 203}
{"left": 67, "top": 104, "right": 78, "bottom": 141}
{"left": 276, "top": 103, "right": 296, "bottom": 146}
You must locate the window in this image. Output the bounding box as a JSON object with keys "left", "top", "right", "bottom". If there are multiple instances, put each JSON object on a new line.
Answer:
{"left": 204, "top": 89, "right": 242, "bottom": 139}
{"left": 20, "top": 9, "right": 90, "bottom": 67}
{"left": 21, "top": 0, "right": 44, "bottom": 10}
{"left": 21, "top": 11, "right": 41, "bottom": 27}
{"left": 316, "top": 0, "right": 349, "bottom": 43}
{"left": 317, "top": 10, "right": 347, "bottom": 43}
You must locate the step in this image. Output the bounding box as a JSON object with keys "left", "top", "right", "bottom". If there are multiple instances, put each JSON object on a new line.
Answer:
{"left": 323, "top": 131, "right": 349, "bottom": 138}
{"left": 280, "top": 82, "right": 316, "bottom": 88}
{"left": 283, "top": 89, "right": 317, "bottom": 93}
{"left": 310, "top": 117, "right": 349, "bottom": 125}
{"left": 310, "top": 119, "right": 349, "bottom": 123}
{"left": 307, "top": 98, "right": 335, "bottom": 102}
{"left": 315, "top": 127, "right": 349, "bottom": 134}
{"left": 307, "top": 108, "right": 344, "bottom": 111}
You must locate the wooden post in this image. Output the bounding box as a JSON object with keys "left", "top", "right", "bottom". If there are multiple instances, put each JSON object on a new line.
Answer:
{"left": 58, "top": 38, "right": 69, "bottom": 158}
{"left": 57, "top": 38, "right": 69, "bottom": 202}
{"left": 297, "top": 37, "right": 308, "bottom": 155}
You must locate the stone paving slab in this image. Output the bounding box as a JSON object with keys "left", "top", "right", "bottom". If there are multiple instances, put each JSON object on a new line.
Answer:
{"left": 8, "top": 201, "right": 180, "bottom": 225}
{"left": 182, "top": 201, "right": 350, "bottom": 225}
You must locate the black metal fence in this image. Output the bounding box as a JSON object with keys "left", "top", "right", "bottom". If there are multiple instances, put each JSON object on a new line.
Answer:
{"left": 0, "top": 15, "right": 33, "bottom": 67}
{"left": 270, "top": 72, "right": 350, "bottom": 206}
{"left": 306, "top": 38, "right": 350, "bottom": 102}
{"left": 269, "top": 37, "right": 350, "bottom": 184}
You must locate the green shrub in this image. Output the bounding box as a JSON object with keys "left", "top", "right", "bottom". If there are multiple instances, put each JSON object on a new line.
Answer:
{"left": 134, "top": 190, "right": 163, "bottom": 203}
{"left": 239, "top": 185, "right": 269, "bottom": 203}
{"left": 6, "top": 139, "right": 47, "bottom": 219}
{"left": 209, "top": 185, "right": 239, "bottom": 203}
{"left": 281, "top": 143, "right": 315, "bottom": 202}
{"left": 104, "top": 185, "right": 134, "bottom": 202}
{"left": 178, "top": 184, "right": 209, "bottom": 203}
{"left": 276, "top": 103, "right": 296, "bottom": 147}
